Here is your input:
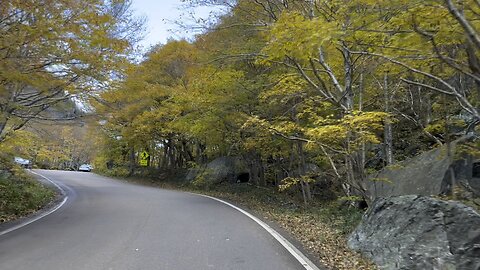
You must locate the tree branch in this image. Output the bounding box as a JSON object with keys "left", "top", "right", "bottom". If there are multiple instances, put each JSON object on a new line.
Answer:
{"left": 445, "top": 0, "right": 480, "bottom": 50}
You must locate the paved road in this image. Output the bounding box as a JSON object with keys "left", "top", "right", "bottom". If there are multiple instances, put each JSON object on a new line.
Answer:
{"left": 0, "top": 170, "right": 313, "bottom": 270}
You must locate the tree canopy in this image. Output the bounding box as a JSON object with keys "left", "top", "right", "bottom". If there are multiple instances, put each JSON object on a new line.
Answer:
{"left": 0, "top": 0, "right": 144, "bottom": 141}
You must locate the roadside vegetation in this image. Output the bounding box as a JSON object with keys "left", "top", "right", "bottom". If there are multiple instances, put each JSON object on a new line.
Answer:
{"left": 0, "top": 168, "right": 55, "bottom": 223}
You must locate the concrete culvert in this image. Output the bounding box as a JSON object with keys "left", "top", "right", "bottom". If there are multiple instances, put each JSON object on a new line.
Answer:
{"left": 236, "top": 173, "right": 250, "bottom": 183}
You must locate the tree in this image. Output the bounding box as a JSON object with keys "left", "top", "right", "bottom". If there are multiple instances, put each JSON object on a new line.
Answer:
{"left": 0, "top": 0, "right": 144, "bottom": 141}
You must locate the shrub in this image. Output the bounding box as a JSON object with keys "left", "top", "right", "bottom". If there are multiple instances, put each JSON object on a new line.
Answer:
{"left": 0, "top": 175, "right": 55, "bottom": 222}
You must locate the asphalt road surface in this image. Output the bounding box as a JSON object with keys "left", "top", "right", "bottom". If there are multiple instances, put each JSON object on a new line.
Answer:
{"left": 0, "top": 170, "right": 317, "bottom": 270}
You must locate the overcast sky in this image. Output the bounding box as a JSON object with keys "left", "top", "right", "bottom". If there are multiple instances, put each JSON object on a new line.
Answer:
{"left": 131, "top": 0, "right": 221, "bottom": 49}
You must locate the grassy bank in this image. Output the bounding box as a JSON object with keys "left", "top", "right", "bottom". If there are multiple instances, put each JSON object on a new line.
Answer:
{"left": 111, "top": 173, "right": 375, "bottom": 270}
{"left": 0, "top": 171, "right": 56, "bottom": 223}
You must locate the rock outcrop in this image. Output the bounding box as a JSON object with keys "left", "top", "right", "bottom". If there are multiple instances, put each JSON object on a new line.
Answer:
{"left": 348, "top": 195, "right": 480, "bottom": 270}
{"left": 367, "top": 135, "right": 480, "bottom": 200}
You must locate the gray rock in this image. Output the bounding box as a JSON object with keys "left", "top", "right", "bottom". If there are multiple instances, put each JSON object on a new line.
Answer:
{"left": 191, "top": 156, "right": 248, "bottom": 185}
{"left": 367, "top": 135, "right": 480, "bottom": 200}
{"left": 185, "top": 168, "right": 201, "bottom": 182}
{"left": 348, "top": 195, "right": 480, "bottom": 270}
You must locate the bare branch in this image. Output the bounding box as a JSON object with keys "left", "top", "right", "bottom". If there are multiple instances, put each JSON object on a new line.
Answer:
{"left": 445, "top": 0, "right": 480, "bottom": 50}
{"left": 400, "top": 79, "right": 455, "bottom": 95}
{"left": 315, "top": 47, "right": 346, "bottom": 98}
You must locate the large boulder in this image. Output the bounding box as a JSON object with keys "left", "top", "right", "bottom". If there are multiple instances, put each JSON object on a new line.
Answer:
{"left": 348, "top": 195, "right": 480, "bottom": 270}
{"left": 368, "top": 146, "right": 451, "bottom": 199}
{"left": 367, "top": 135, "right": 480, "bottom": 200}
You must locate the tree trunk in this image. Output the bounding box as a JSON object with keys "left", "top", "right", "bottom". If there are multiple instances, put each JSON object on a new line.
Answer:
{"left": 258, "top": 156, "right": 266, "bottom": 186}
{"left": 358, "top": 73, "right": 366, "bottom": 177}
{"left": 128, "top": 146, "right": 135, "bottom": 176}
{"left": 297, "top": 141, "right": 312, "bottom": 202}
{"left": 343, "top": 44, "right": 354, "bottom": 112}
{"left": 343, "top": 44, "right": 364, "bottom": 201}
{"left": 195, "top": 141, "right": 207, "bottom": 165}
{"left": 250, "top": 158, "right": 260, "bottom": 186}
{"left": 384, "top": 73, "right": 394, "bottom": 165}
{"left": 162, "top": 140, "right": 169, "bottom": 168}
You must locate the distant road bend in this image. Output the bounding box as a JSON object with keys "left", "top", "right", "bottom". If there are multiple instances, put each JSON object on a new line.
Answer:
{"left": 0, "top": 170, "right": 320, "bottom": 270}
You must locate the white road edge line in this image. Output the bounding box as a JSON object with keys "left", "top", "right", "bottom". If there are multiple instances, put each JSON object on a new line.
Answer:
{"left": 0, "top": 171, "right": 68, "bottom": 237}
{"left": 192, "top": 193, "right": 321, "bottom": 270}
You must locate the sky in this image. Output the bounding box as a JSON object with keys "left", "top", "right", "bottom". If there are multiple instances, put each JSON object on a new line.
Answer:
{"left": 131, "top": 0, "right": 221, "bottom": 49}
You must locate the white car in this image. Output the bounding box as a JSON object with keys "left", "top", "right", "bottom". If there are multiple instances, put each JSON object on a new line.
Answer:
{"left": 14, "top": 157, "right": 31, "bottom": 168}
{"left": 78, "top": 164, "right": 93, "bottom": 172}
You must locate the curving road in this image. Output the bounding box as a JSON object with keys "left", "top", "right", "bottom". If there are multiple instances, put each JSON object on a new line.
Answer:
{"left": 0, "top": 170, "right": 320, "bottom": 270}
